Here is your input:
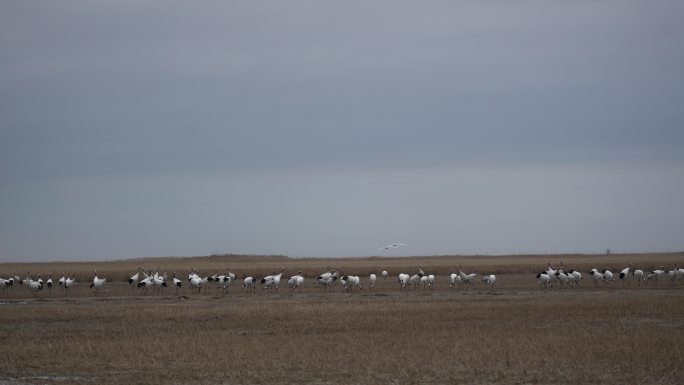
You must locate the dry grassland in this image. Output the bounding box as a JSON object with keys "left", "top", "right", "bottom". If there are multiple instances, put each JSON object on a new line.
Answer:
{"left": 1, "top": 253, "right": 683, "bottom": 385}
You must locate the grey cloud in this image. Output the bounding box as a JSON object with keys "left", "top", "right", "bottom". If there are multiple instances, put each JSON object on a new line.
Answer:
{"left": 1, "top": 1, "right": 683, "bottom": 260}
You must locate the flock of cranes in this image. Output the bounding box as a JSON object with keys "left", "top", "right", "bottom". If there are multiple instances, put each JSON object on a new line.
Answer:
{"left": 3, "top": 261, "right": 684, "bottom": 297}
{"left": 0, "top": 272, "right": 74, "bottom": 296}
{"left": 536, "top": 262, "right": 684, "bottom": 288}
{"left": 0, "top": 265, "right": 479, "bottom": 296}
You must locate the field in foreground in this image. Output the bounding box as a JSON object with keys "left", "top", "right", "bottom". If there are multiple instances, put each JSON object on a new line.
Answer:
{"left": 1, "top": 253, "right": 683, "bottom": 385}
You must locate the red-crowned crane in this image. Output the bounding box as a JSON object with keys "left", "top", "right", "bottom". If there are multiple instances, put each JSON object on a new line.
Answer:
{"left": 459, "top": 265, "right": 477, "bottom": 291}
{"left": 90, "top": 270, "right": 107, "bottom": 296}
{"left": 172, "top": 272, "right": 182, "bottom": 295}
{"left": 242, "top": 276, "right": 257, "bottom": 293}
{"left": 619, "top": 263, "right": 631, "bottom": 287}
{"left": 128, "top": 267, "right": 142, "bottom": 287}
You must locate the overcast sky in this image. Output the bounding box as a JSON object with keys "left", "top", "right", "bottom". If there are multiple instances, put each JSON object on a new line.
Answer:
{"left": 1, "top": 1, "right": 683, "bottom": 262}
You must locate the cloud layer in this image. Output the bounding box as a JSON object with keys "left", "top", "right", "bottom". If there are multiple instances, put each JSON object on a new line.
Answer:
{"left": 1, "top": 1, "right": 683, "bottom": 261}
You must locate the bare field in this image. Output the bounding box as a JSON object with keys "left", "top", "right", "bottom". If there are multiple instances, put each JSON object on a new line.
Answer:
{"left": 1, "top": 253, "right": 684, "bottom": 385}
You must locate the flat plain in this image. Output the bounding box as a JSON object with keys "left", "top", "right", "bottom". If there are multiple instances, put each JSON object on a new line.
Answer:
{"left": 1, "top": 253, "right": 683, "bottom": 385}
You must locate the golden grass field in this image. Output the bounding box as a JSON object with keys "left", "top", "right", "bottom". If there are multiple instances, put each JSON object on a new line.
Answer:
{"left": 1, "top": 252, "right": 683, "bottom": 385}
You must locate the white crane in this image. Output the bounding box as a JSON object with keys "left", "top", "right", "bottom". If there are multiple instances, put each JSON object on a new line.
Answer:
{"left": 378, "top": 243, "right": 406, "bottom": 251}
{"left": 27, "top": 278, "right": 43, "bottom": 295}
{"left": 314, "top": 268, "right": 338, "bottom": 291}
{"left": 546, "top": 263, "right": 558, "bottom": 287}
{"left": 288, "top": 271, "right": 304, "bottom": 290}
{"left": 619, "top": 264, "right": 631, "bottom": 287}
{"left": 555, "top": 271, "right": 569, "bottom": 288}
{"left": 0, "top": 277, "right": 13, "bottom": 294}
{"left": 369, "top": 273, "right": 377, "bottom": 289}
{"left": 633, "top": 269, "right": 644, "bottom": 287}
{"left": 419, "top": 275, "right": 429, "bottom": 289}
{"left": 558, "top": 262, "right": 581, "bottom": 287}
{"left": 351, "top": 276, "right": 362, "bottom": 290}
{"left": 188, "top": 269, "right": 202, "bottom": 293}
{"left": 313, "top": 275, "right": 334, "bottom": 290}
{"left": 23, "top": 273, "right": 43, "bottom": 295}
{"left": 137, "top": 275, "right": 154, "bottom": 295}
{"left": 650, "top": 266, "right": 666, "bottom": 285}
{"left": 260, "top": 267, "right": 285, "bottom": 292}
{"left": 63, "top": 274, "right": 76, "bottom": 296}
{"left": 187, "top": 268, "right": 209, "bottom": 294}
{"left": 449, "top": 273, "right": 463, "bottom": 289}
{"left": 408, "top": 274, "right": 421, "bottom": 290}
{"left": 667, "top": 267, "right": 677, "bottom": 286}
{"left": 242, "top": 276, "right": 257, "bottom": 293}
{"left": 397, "top": 273, "right": 410, "bottom": 289}
{"left": 537, "top": 272, "right": 550, "bottom": 289}
{"left": 482, "top": 274, "right": 496, "bottom": 288}
{"left": 568, "top": 270, "right": 582, "bottom": 287}
{"left": 90, "top": 270, "right": 107, "bottom": 296}
{"left": 458, "top": 265, "right": 477, "bottom": 291}
{"left": 0, "top": 276, "right": 12, "bottom": 288}
{"left": 273, "top": 267, "right": 285, "bottom": 291}
{"left": 589, "top": 269, "right": 604, "bottom": 287}
{"left": 339, "top": 275, "right": 348, "bottom": 290}
{"left": 216, "top": 269, "right": 236, "bottom": 295}
{"left": 261, "top": 271, "right": 276, "bottom": 292}
{"left": 128, "top": 267, "right": 142, "bottom": 287}
{"left": 602, "top": 269, "right": 615, "bottom": 285}
{"left": 670, "top": 265, "right": 684, "bottom": 285}
{"left": 152, "top": 271, "right": 167, "bottom": 295}
{"left": 342, "top": 275, "right": 362, "bottom": 291}
{"left": 172, "top": 272, "right": 182, "bottom": 295}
